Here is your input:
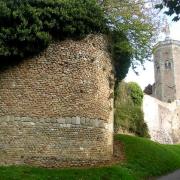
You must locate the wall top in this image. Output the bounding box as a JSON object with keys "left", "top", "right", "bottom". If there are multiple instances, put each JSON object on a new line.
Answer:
{"left": 154, "top": 39, "right": 180, "bottom": 51}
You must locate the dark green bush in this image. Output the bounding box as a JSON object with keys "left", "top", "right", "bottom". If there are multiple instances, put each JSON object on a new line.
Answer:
{"left": 0, "top": 0, "right": 107, "bottom": 59}
{"left": 111, "top": 30, "right": 132, "bottom": 85}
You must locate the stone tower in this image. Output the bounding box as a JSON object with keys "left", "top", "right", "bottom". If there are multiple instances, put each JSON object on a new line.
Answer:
{"left": 153, "top": 39, "right": 180, "bottom": 102}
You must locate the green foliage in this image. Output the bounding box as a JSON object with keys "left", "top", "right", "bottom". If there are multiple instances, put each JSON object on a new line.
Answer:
{"left": 100, "top": 0, "right": 157, "bottom": 68}
{"left": 0, "top": 0, "right": 107, "bottom": 59}
{"left": 156, "top": 0, "right": 180, "bottom": 21}
{"left": 127, "top": 82, "right": 144, "bottom": 106}
{"left": 111, "top": 30, "right": 132, "bottom": 84}
{"left": 2, "top": 135, "right": 180, "bottom": 179}
{"left": 114, "top": 81, "right": 149, "bottom": 137}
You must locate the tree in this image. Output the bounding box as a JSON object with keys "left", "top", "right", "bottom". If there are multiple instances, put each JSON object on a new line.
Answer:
{"left": 156, "top": 0, "right": 180, "bottom": 21}
{"left": 99, "top": 0, "right": 161, "bottom": 70}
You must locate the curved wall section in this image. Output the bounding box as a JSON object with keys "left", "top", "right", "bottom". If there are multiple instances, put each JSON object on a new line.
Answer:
{"left": 0, "top": 35, "right": 114, "bottom": 167}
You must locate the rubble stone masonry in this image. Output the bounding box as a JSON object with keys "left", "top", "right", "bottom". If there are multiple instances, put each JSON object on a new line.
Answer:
{"left": 0, "top": 34, "right": 114, "bottom": 167}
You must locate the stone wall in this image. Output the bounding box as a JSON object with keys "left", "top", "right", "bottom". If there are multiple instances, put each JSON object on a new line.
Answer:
{"left": 0, "top": 34, "right": 114, "bottom": 167}
{"left": 172, "top": 43, "right": 180, "bottom": 100}
{"left": 143, "top": 94, "right": 180, "bottom": 144}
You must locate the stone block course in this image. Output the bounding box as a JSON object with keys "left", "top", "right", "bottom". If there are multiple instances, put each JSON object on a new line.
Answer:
{"left": 0, "top": 116, "right": 113, "bottom": 167}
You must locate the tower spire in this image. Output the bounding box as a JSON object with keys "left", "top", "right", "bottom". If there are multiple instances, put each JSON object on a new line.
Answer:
{"left": 162, "top": 16, "right": 171, "bottom": 40}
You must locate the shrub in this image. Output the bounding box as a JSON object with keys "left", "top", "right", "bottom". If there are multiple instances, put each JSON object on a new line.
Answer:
{"left": 127, "top": 82, "right": 144, "bottom": 106}
{"left": 111, "top": 30, "right": 132, "bottom": 84}
{"left": 114, "top": 81, "right": 149, "bottom": 138}
{"left": 0, "top": 0, "right": 107, "bottom": 59}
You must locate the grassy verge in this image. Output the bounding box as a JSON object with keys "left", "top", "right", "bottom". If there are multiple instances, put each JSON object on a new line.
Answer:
{"left": 116, "top": 135, "right": 180, "bottom": 178}
{"left": 1, "top": 135, "right": 180, "bottom": 180}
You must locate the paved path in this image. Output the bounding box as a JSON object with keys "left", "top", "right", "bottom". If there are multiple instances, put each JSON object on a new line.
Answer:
{"left": 158, "top": 170, "right": 180, "bottom": 180}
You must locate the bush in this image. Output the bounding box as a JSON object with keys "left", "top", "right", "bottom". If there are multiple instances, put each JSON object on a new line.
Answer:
{"left": 111, "top": 30, "right": 132, "bottom": 84}
{"left": 0, "top": 0, "right": 107, "bottom": 59}
{"left": 127, "top": 82, "right": 144, "bottom": 106}
{"left": 114, "top": 81, "right": 149, "bottom": 138}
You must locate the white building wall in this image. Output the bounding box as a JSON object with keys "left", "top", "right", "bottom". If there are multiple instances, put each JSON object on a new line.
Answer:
{"left": 143, "top": 94, "right": 180, "bottom": 144}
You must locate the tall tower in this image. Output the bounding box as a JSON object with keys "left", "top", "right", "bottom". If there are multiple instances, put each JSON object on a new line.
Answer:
{"left": 153, "top": 39, "right": 180, "bottom": 102}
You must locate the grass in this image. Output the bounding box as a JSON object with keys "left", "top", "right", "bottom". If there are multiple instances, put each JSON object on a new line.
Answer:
{"left": 117, "top": 135, "right": 180, "bottom": 178}
{"left": 1, "top": 135, "right": 180, "bottom": 180}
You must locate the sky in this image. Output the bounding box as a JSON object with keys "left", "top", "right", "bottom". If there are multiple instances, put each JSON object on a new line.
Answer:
{"left": 125, "top": 16, "right": 180, "bottom": 90}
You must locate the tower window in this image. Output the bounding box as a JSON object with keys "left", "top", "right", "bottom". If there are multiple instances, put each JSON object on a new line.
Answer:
{"left": 168, "top": 99, "right": 172, "bottom": 103}
{"left": 165, "top": 61, "right": 171, "bottom": 69}
{"left": 156, "top": 64, "right": 160, "bottom": 72}
{"left": 168, "top": 62, "right": 171, "bottom": 69}
{"left": 155, "top": 62, "right": 160, "bottom": 72}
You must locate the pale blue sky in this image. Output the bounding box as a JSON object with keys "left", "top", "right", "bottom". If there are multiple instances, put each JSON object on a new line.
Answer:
{"left": 125, "top": 19, "right": 180, "bottom": 89}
